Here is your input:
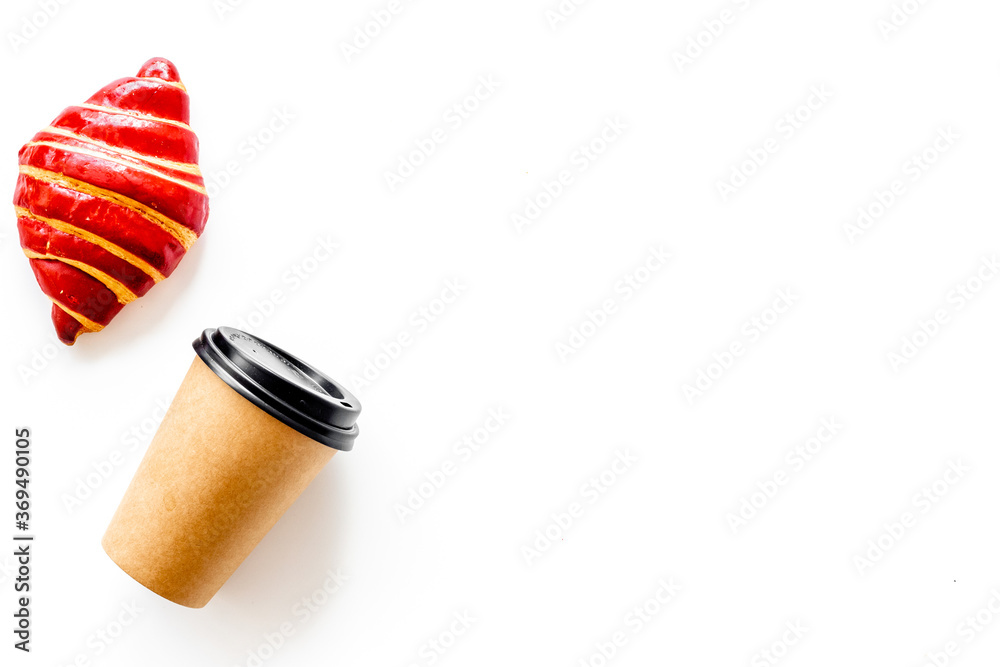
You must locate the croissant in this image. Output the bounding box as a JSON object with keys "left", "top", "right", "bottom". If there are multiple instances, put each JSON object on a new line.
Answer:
{"left": 14, "top": 57, "right": 209, "bottom": 345}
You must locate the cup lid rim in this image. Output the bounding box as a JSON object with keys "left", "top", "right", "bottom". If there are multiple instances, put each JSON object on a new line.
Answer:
{"left": 193, "top": 326, "right": 361, "bottom": 451}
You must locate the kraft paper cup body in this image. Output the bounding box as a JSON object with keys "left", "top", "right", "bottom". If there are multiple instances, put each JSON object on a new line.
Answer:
{"left": 102, "top": 328, "right": 360, "bottom": 608}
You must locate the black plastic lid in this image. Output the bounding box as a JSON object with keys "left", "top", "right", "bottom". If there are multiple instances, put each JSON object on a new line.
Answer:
{"left": 193, "top": 327, "right": 361, "bottom": 451}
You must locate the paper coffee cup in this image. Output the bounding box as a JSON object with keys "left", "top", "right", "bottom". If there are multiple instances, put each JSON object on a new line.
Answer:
{"left": 102, "top": 327, "right": 361, "bottom": 608}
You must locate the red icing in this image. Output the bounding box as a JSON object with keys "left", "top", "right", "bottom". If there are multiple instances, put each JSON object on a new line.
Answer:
{"left": 15, "top": 176, "right": 187, "bottom": 276}
{"left": 15, "top": 57, "right": 208, "bottom": 345}
{"left": 136, "top": 57, "right": 182, "bottom": 84}
{"left": 53, "top": 107, "right": 198, "bottom": 163}
{"left": 19, "top": 144, "right": 207, "bottom": 235}
{"left": 18, "top": 215, "right": 157, "bottom": 297}
{"left": 50, "top": 307, "right": 83, "bottom": 345}
{"left": 28, "top": 258, "right": 124, "bottom": 327}
{"left": 87, "top": 79, "right": 189, "bottom": 125}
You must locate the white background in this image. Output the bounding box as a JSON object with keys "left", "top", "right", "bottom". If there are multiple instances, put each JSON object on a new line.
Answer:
{"left": 2, "top": 0, "right": 1000, "bottom": 665}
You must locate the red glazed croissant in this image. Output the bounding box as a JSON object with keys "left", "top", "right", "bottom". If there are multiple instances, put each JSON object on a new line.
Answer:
{"left": 14, "top": 57, "right": 209, "bottom": 345}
